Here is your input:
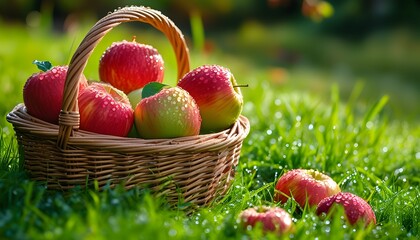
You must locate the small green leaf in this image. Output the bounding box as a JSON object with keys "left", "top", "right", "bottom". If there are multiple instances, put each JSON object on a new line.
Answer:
{"left": 33, "top": 60, "right": 53, "bottom": 72}
{"left": 142, "top": 82, "right": 170, "bottom": 99}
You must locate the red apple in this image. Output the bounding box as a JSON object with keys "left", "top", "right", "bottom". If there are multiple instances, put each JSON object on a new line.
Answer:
{"left": 274, "top": 169, "right": 341, "bottom": 209}
{"left": 134, "top": 82, "right": 201, "bottom": 139}
{"left": 78, "top": 82, "right": 134, "bottom": 137}
{"left": 23, "top": 60, "right": 88, "bottom": 124}
{"left": 239, "top": 206, "right": 294, "bottom": 235}
{"left": 99, "top": 38, "right": 164, "bottom": 94}
{"left": 316, "top": 192, "right": 377, "bottom": 227}
{"left": 177, "top": 65, "right": 243, "bottom": 133}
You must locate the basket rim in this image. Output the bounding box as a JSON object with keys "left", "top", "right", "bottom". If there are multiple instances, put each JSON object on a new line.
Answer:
{"left": 7, "top": 103, "right": 250, "bottom": 154}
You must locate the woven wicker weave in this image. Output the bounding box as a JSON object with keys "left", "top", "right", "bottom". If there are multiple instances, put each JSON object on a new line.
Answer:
{"left": 6, "top": 6, "right": 250, "bottom": 207}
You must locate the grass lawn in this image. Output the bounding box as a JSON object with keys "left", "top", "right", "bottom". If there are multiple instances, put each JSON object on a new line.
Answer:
{"left": 0, "top": 16, "right": 419, "bottom": 239}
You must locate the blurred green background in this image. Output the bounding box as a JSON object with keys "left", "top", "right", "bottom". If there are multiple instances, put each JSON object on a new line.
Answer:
{"left": 1, "top": 0, "right": 419, "bottom": 123}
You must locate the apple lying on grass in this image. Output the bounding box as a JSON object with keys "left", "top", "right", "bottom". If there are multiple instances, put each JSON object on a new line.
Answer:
{"left": 177, "top": 65, "right": 244, "bottom": 133}
{"left": 239, "top": 206, "right": 295, "bottom": 235}
{"left": 134, "top": 82, "right": 201, "bottom": 139}
{"left": 274, "top": 169, "right": 341, "bottom": 209}
{"left": 316, "top": 192, "right": 377, "bottom": 227}
{"left": 78, "top": 82, "right": 133, "bottom": 137}
{"left": 99, "top": 38, "right": 164, "bottom": 94}
{"left": 23, "top": 60, "right": 88, "bottom": 124}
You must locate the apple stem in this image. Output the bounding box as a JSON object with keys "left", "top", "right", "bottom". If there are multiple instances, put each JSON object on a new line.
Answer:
{"left": 132, "top": 35, "right": 137, "bottom": 42}
{"left": 233, "top": 84, "right": 249, "bottom": 88}
{"left": 257, "top": 206, "right": 267, "bottom": 213}
{"left": 33, "top": 60, "right": 53, "bottom": 72}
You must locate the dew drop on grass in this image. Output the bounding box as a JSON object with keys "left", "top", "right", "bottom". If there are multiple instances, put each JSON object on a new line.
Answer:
{"left": 168, "top": 229, "right": 177, "bottom": 237}
{"left": 325, "top": 226, "right": 331, "bottom": 233}
{"left": 394, "top": 167, "right": 404, "bottom": 175}
{"left": 366, "top": 121, "right": 374, "bottom": 129}
{"left": 111, "top": 198, "right": 119, "bottom": 205}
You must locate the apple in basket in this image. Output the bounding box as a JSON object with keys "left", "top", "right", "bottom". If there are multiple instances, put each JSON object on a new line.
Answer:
{"left": 238, "top": 206, "right": 295, "bottom": 235}
{"left": 23, "top": 60, "right": 88, "bottom": 124}
{"left": 99, "top": 38, "right": 164, "bottom": 94}
{"left": 274, "top": 169, "right": 341, "bottom": 209}
{"left": 134, "top": 82, "right": 201, "bottom": 139}
{"left": 127, "top": 87, "right": 144, "bottom": 109}
{"left": 78, "top": 82, "right": 133, "bottom": 137}
{"left": 177, "top": 65, "right": 244, "bottom": 133}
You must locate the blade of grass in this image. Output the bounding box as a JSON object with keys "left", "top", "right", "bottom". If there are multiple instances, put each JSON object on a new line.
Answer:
{"left": 363, "top": 95, "right": 389, "bottom": 126}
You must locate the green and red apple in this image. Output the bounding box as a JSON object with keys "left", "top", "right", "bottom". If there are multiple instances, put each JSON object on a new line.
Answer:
{"left": 127, "top": 87, "right": 143, "bottom": 109}
{"left": 134, "top": 82, "right": 201, "bottom": 139}
{"left": 23, "top": 60, "right": 88, "bottom": 124}
{"left": 177, "top": 65, "right": 243, "bottom": 133}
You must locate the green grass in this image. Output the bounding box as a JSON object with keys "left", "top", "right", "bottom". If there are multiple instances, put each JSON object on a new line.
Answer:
{"left": 1, "top": 20, "right": 420, "bottom": 239}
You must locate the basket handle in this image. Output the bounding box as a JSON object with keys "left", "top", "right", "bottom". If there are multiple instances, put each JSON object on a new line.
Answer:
{"left": 57, "top": 6, "right": 191, "bottom": 148}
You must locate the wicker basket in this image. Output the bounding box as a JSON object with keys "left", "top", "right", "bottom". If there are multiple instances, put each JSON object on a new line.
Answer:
{"left": 6, "top": 6, "right": 250, "bottom": 207}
